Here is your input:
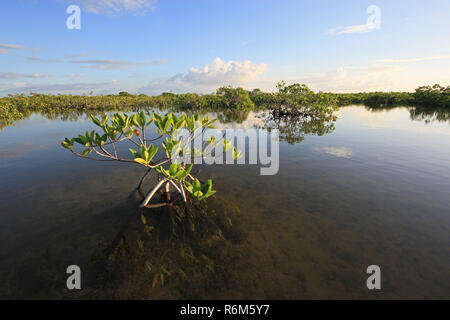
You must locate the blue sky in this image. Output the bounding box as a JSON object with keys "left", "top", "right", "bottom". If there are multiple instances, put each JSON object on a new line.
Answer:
{"left": 0, "top": 0, "right": 449, "bottom": 95}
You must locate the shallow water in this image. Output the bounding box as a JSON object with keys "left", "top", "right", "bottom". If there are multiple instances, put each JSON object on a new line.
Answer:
{"left": 0, "top": 106, "right": 449, "bottom": 299}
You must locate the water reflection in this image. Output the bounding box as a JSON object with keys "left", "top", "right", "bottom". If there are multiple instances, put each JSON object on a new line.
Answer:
{"left": 409, "top": 106, "right": 450, "bottom": 124}
{"left": 255, "top": 110, "right": 337, "bottom": 144}
{"left": 2, "top": 105, "right": 450, "bottom": 133}
{"left": 313, "top": 146, "right": 353, "bottom": 159}
{"left": 1, "top": 105, "right": 450, "bottom": 299}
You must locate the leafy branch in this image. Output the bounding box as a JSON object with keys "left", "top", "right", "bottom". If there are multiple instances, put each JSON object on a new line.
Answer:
{"left": 62, "top": 111, "right": 242, "bottom": 205}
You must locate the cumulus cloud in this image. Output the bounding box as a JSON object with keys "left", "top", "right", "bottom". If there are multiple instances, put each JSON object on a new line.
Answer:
{"left": 69, "top": 59, "right": 167, "bottom": 70}
{"left": 67, "top": 0, "right": 157, "bottom": 15}
{"left": 141, "top": 57, "right": 268, "bottom": 93}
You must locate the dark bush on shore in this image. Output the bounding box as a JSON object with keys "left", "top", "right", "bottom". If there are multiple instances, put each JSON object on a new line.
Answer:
{"left": 413, "top": 84, "right": 450, "bottom": 108}
{"left": 332, "top": 84, "right": 449, "bottom": 108}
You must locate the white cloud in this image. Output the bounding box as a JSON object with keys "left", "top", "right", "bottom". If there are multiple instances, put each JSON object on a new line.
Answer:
{"left": 314, "top": 146, "right": 353, "bottom": 159}
{"left": 0, "top": 43, "right": 39, "bottom": 55}
{"left": 0, "top": 72, "right": 50, "bottom": 79}
{"left": 69, "top": 0, "right": 157, "bottom": 15}
{"left": 141, "top": 57, "right": 268, "bottom": 93}
{"left": 327, "top": 5, "right": 381, "bottom": 36}
{"left": 292, "top": 53, "right": 450, "bottom": 92}
{"left": 297, "top": 65, "right": 401, "bottom": 92}
{"left": 327, "top": 24, "right": 374, "bottom": 35}
{"left": 0, "top": 80, "right": 121, "bottom": 95}
{"left": 0, "top": 82, "right": 28, "bottom": 90}
{"left": 377, "top": 55, "right": 450, "bottom": 64}
{"left": 69, "top": 59, "right": 167, "bottom": 70}
{"left": 66, "top": 73, "right": 85, "bottom": 78}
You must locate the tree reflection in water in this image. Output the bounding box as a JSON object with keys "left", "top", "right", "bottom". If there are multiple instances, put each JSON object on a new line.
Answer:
{"left": 409, "top": 106, "right": 450, "bottom": 124}
{"left": 256, "top": 110, "right": 338, "bottom": 144}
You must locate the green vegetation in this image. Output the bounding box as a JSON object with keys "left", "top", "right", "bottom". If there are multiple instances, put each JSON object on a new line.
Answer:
{"left": 333, "top": 91, "right": 414, "bottom": 107}
{"left": 0, "top": 101, "right": 25, "bottom": 130}
{"left": 271, "top": 81, "right": 338, "bottom": 117}
{"left": 413, "top": 84, "right": 450, "bottom": 108}
{"left": 62, "top": 111, "right": 241, "bottom": 204}
{"left": 1, "top": 83, "right": 449, "bottom": 130}
{"left": 62, "top": 111, "right": 243, "bottom": 288}
{"left": 333, "top": 84, "right": 450, "bottom": 108}
{"left": 215, "top": 86, "right": 255, "bottom": 110}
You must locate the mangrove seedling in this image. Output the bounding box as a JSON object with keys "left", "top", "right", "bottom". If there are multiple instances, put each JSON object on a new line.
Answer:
{"left": 62, "top": 111, "right": 241, "bottom": 204}
{"left": 61, "top": 111, "right": 241, "bottom": 247}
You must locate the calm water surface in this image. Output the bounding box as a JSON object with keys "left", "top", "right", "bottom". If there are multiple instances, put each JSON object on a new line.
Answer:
{"left": 0, "top": 106, "right": 449, "bottom": 299}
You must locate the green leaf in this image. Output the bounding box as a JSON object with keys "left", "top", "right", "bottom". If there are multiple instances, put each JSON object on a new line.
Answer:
{"left": 223, "top": 139, "right": 232, "bottom": 152}
{"left": 129, "top": 148, "right": 139, "bottom": 158}
{"left": 183, "top": 181, "right": 193, "bottom": 194}
{"left": 61, "top": 138, "right": 73, "bottom": 150}
{"left": 169, "top": 163, "right": 178, "bottom": 177}
{"left": 138, "top": 111, "right": 146, "bottom": 128}
{"left": 147, "top": 145, "right": 158, "bottom": 161}
{"left": 193, "top": 179, "right": 201, "bottom": 191}
{"left": 81, "top": 148, "right": 92, "bottom": 156}
{"left": 101, "top": 114, "right": 109, "bottom": 126}
{"left": 145, "top": 116, "right": 153, "bottom": 128}
{"left": 184, "top": 164, "right": 193, "bottom": 176}
{"left": 202, "top": 190, "right": 216, "bottom": 200}
{"left": 233, "top": 147, "right": 243, "bottom": 160}
{"left": 193, "top": 190, "right": 203, "bottom": 199}
{"left": 143, "top": 150, "right": 150, "bottom": 162}
{"left": 89, "top": 114, "right": 101, "bottom": 127}
{"left": 134, "top": 158, "right": 149, "bottom": 166}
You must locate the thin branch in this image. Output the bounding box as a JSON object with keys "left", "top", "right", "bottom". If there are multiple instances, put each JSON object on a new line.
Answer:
{"left": 126, "top": 136, "right": 141, "bottom": 147}
{"left": 72, "top": 151, "right": 116, "bottom": 162}
{"left": 168, "top": 180, "right": 182, "bottom": 194}
{"left": 145, "top": 202, "right": 167, "bottom": 209}
{"left": 72, "top": 150, "right": 139, "bottom": 165}
{"left": 145, "top": 134, "right": 163, "bottom": 142}
{"left": 93, "top": 147, "right": 115, "bottom": 159}
{"left": 179, "top": 182, "right": 187, "bottom": 203}
{"left": 103, "top": 135, "right": 130, "bottom": 146}
{"left": 140, "top": 178, "right": 167, "bottom": 208}
{"left": 108, "top": 137, "right": 118, "bottom": 158}
{"left": 137, "top": 168, "right": 152, "bottom": 190}
{"left": 142, "top": 128, "right": 146, "bottom": 148}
